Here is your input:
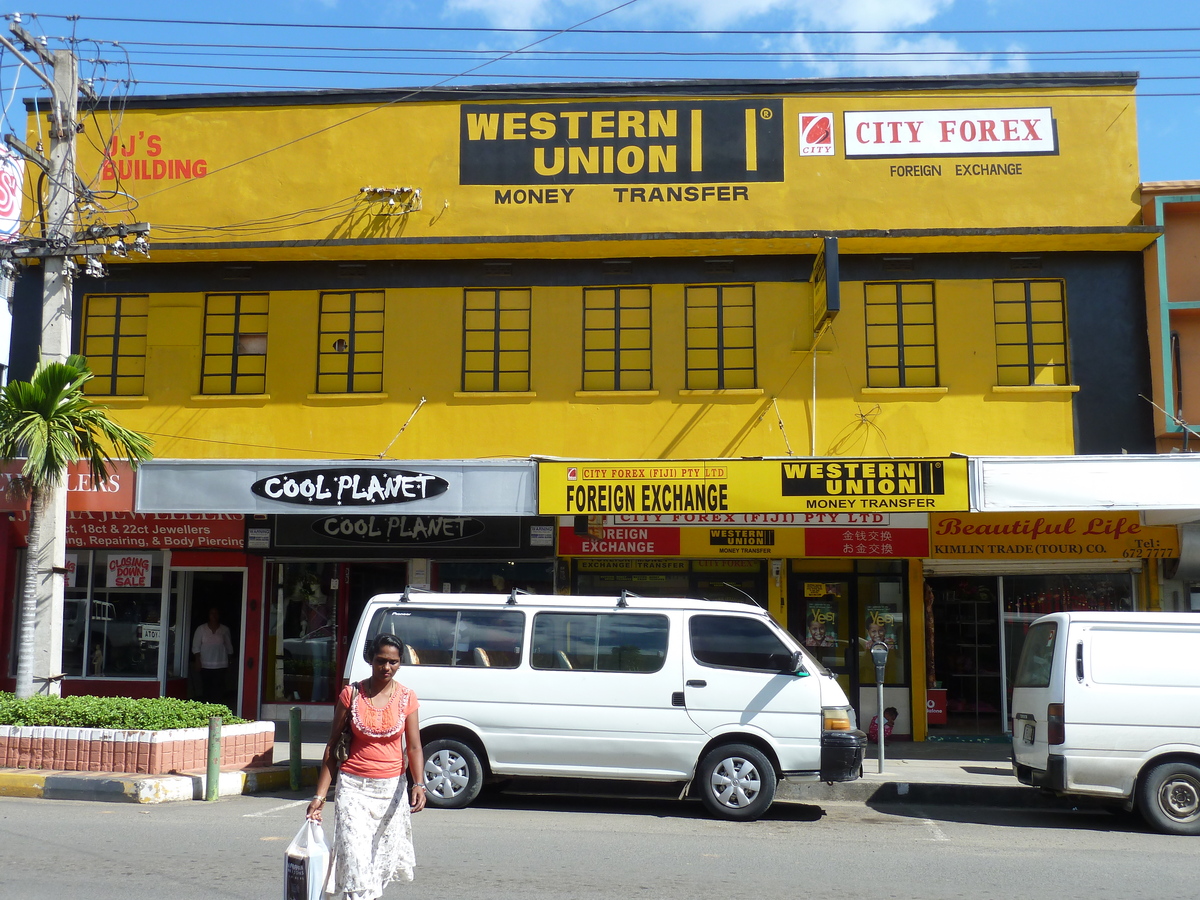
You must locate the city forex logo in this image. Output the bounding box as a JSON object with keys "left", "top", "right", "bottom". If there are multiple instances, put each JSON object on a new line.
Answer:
{"left": 799, "top": 114, "right": 835, "bottom": 156}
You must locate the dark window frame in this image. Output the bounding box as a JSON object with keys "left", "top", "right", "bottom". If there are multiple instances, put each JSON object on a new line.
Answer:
{"left": 864, "top": 281, "right": 939, "bottom": 388}
{"left": 461, "top": 288, "right": 531, "bottom": 392}
{"left": 316, "top": 290, "right": 385, "bottom": 394}
{"left": 581, "top": 286, "right": 653, "bottom": 391}
{"left": 81, "top": 294, "right": 149, "bottom": 396}
{"left": 684, "top": 284, "right": 757, "bottom": 390}
{"left": 200, "top": 292, "right": 269, "bottom": 395}
{"left": 689, "top": 613, "right": 794, "bottom": 673}
{"left": 993, "top": 278, "right": 1070, "bottom": 386}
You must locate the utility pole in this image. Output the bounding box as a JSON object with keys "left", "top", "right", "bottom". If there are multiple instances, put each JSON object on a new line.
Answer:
{"left": 0, "top": 20, "right": 148, "bottom": 695}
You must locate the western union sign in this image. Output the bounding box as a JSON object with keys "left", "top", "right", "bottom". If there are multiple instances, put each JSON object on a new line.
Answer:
{"left": 538, "top": 458, "right": 969, "bottom": 515}
{"left": 460, "top": 100, "right": 785, "bottom": 185}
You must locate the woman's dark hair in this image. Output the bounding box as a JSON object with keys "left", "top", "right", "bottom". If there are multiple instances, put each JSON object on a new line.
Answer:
{"left": 363, "top": 632, "right": 406, "bottom": 664}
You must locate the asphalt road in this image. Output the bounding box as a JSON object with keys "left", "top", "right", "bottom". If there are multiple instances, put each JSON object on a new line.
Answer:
{"left": 0, "top": 787, "right": 1195, "bottom": 900}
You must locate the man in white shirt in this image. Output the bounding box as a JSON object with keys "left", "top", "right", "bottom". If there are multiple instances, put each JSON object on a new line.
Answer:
{"left": 192, "top": 606, "right": 234, "bottom": 704}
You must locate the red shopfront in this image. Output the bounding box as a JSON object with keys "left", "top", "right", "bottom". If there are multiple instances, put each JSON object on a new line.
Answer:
{"left": 0, "top": 465, "right": 261, "bottom": 719}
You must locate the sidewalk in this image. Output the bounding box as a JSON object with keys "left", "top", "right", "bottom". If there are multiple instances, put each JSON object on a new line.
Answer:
{"left": 0, "top": 727, "right": 1071, "bottom": 810}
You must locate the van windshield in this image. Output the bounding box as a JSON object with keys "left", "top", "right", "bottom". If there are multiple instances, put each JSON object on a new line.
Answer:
{"left": 1014, "top": 621, "right": 1057, "bottom": 688}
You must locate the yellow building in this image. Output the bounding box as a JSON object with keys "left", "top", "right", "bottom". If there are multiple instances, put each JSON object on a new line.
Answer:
{"left": 3, "top": 73, "right": 1169, "bottom": 732}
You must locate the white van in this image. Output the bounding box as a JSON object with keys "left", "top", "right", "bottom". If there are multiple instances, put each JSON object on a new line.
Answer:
{"left": 345, "top": 589, "right": 866, "bottom": 820}
{"left": 1011, "top": 611, "right": 1200, "bottom": 835}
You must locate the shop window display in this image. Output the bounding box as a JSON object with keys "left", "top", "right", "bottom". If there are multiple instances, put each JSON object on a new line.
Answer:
{"left": 59, "top": 550, "right": 166, "bottom": 679}
{"left": 266, "top": 563, "right": 338, "bottom": 704}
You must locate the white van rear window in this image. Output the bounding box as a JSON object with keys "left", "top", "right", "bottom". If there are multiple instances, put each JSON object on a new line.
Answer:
{"left": 1014, "top": 621, "right": 1057, "bottom": 688}
{"left": 368, "top": 608, "right": 525, "bottom": 668}
{"left": 1089, "top": 628, "right": 1200, "bottom": 687}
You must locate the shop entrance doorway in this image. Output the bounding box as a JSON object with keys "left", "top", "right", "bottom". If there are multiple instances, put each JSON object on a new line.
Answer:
{"left": 180, "top": 570, "right": 245, "bottom": 711}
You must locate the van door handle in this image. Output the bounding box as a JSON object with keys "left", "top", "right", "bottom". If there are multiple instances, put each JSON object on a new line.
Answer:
{"left": 686, "top": 679, "right": 707, "bottom": 688}
{"left": 1076, "top": 642, "right": 1085, "bottom": 682}
{"left": 1014, "top": 713, "right": 1035, "bottom": 721}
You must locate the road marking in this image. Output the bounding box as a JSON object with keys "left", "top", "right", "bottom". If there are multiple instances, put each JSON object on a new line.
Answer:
{"left": 245, "top": 799, "right": 310, "bottom": 818}
{"left": 922, "top": 818, "right": 949, "bottom": 842}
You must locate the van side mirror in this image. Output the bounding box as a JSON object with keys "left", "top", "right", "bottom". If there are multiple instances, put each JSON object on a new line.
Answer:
{"left": 789, "top": 650, "right": 810, "bottom": 677}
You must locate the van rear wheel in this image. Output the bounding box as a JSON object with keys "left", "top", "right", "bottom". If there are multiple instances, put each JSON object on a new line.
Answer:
{"left": 422, "top": 738, "right": 484, "bottom": 809}
{"left": 697, "top": 743, "right": 777, "bottom": 821}
{"left": 1138, "top": 761, "right": 1200, "bottom": 835}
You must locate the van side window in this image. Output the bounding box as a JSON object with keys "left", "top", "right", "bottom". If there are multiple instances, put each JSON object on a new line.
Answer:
{"left": 690, "top": 615, "right": 793, "bottom": 672}
{"left": 367, "top": 608, "right": 524, "bottom": 668}
{"left": 531, "top": 613, "right": 668, "bottom": 673}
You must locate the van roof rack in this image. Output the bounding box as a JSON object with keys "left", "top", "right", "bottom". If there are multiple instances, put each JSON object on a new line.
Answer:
{"left": 617, "top": 590, "right": 640, "bottom": 608}
{"left": 506, "top": 588, "right": 530, "bottom": 606}
{"left": 401, "top": 585, "right": 433, "bottom": 603}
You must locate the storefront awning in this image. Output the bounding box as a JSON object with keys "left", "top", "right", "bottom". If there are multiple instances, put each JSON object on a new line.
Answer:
{"left": 136, "top": 459, "right": 538, "bottom": 516}
{"left": 970, "top": 455, "right": 1200, "bottom": 513}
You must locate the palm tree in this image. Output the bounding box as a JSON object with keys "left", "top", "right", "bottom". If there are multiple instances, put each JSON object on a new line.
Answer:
{"left": 0, "top": 355, "right": 153, "bottom": 698}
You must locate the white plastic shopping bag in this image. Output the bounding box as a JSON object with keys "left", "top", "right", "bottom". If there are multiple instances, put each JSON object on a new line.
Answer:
{"left": 284, "top": 819, "right": 331, "bottom": 900}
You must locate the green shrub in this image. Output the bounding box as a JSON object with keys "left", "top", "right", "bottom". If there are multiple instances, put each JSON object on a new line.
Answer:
{"left": 0, "top": 693, "right": 249, "bottom": 730}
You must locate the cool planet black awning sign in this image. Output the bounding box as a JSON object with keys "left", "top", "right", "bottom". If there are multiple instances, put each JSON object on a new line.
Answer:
{"left": 250, "top": 468, "right": 449, "bottom": 507}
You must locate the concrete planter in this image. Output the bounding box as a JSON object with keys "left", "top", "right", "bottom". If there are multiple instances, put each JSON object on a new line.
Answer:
{"left": 0, "top": 721, "right": 275, "bottom": 774}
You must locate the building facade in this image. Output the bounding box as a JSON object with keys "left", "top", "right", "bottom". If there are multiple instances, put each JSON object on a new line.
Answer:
{"left": 1, "top": 73, "right": 1168, "bottom": 734}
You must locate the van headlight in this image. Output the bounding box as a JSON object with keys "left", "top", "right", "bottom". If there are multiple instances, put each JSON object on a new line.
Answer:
{"left": 822, "top": 706, "right": 854, "bottom": 731}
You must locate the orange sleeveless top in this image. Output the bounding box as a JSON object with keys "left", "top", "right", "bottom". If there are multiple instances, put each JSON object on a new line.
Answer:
{"left": 338, "top": 681, "right": 419, "bottom": 780}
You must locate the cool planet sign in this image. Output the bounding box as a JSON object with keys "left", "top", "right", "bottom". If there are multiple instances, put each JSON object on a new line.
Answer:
{"left": 250, "top": 468, "right": 449, "bottom": 507}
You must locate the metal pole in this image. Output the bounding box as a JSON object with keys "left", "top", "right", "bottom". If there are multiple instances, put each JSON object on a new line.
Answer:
{"left": 205, "top": 716, "right": 222, "bottom": 801}
{"left": 877, "top": 678, "right": 886, "bottom": 774}
{"left": 289, "top": 706, "right": 302, "bottom": 791}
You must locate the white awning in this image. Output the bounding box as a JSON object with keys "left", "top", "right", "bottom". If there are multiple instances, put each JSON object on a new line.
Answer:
{"left": 970, "top": 455, "right": 1200, "bottom": 512}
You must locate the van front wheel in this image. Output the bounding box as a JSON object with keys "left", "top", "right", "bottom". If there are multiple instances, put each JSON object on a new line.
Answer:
{"left": 422, "top": 739, "right": 484, "bottom": 809}
{"left": 697, "top": 743, "right": 777, "bottom": 821}
{"left": 1138, "top": 761, "right": 1200, "bottom": 835}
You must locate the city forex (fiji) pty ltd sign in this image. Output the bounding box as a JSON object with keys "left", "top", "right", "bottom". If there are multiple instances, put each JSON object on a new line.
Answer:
{"left": 538, "top": 458, "right": 970, "bottom": 515}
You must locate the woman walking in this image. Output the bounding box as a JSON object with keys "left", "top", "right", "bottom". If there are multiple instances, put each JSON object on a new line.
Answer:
{"left": 307, "top": 634, "right": 426, "bottom": 898}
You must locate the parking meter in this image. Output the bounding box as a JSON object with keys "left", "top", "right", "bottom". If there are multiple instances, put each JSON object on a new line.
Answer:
{"left": 870, "top": 641, "right": 889, "bottom": 773}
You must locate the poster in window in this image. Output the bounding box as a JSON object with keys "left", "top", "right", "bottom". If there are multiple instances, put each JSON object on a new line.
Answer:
{"left": 107, "top": 552, "right": 153, "bottom": 588}
{"left": 804, "top": 598, "right": 838, "bottom": 649}
{"left": 865, "top": 603, "right": 898, "bottom": 649}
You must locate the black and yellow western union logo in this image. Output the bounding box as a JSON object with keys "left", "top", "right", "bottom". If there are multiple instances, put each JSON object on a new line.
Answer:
{"left": 459, "top": 100, "right": 784, "bottom": 185}
{"left": 781, "top": 460, "right": 945, "bottom": 498}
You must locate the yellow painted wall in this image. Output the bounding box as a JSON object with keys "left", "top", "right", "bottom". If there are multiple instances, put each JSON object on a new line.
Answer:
{"left": 96, "top": 276, "right": 1076, "bottom": 461}
{"left": 48, "top": 84, "right": 1142, "bottom": 262}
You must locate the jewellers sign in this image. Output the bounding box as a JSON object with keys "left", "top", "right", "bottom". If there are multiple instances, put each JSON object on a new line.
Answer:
{"left": 250, "top": 468, "right": 448, "bottom": 507}
{"left": 844, "top": 107, "right": 1058, "bottom": 159}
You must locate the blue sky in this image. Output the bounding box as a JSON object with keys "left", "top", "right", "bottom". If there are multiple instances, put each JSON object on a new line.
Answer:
{"left": 9, "top": 1, "right": 1200, "bottom": 180}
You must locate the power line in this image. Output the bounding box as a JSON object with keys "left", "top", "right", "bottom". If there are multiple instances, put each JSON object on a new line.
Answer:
{"left": 24, "top": 14, "right": 1200, "bottom": 37}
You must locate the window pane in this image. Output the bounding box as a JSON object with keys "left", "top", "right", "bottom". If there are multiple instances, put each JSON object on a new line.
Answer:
{"left": 690, "top": 614, "right": 792, "bottom": 672}
{"left": 532, "top": 613, "right": 598, "bottom": 670}
{"left": 597, "top": 615, "right": 668, "bottom": 672}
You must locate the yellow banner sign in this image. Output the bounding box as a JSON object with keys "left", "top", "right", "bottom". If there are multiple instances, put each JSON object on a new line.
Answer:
{"left": 929, "top": 513, "right": 1179, "bottom": 559}
{"left": 538, "top": 458, "right": 969, "bottom": 514}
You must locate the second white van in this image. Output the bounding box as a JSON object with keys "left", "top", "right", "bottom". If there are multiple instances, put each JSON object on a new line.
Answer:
{"left": 1011, "top": 611, "right": 1200, "bottom": 835}
{"left": 346, "top": 589, "right": 866, "bottom": 820}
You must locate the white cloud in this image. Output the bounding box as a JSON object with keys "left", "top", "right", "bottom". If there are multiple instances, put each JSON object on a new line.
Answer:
{"left": 441, "top": 0, "right": 1024, "bottom": 77}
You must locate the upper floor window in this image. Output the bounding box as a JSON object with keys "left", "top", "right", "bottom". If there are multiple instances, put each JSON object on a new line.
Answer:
{"left": 582, "top": 287, "right": 652, "bottom": 391}
{"left": 864, "top": 282, "right": 938, "bottom": 388}
{"left": 201, "top": 293, "right": 268, "bottom": 395}
{"left": 685, "top": 284, "right": 756, "bottom": 389}
{"left": 81, "top": 294, "right": 148, "bottom": 396}
{"left": 462, "top": 288, "right": 531, "bottom": 392}
{"left": 993, "top": 279, "right": 1069, "bottom": 386}
{"left": 316, "top": 291, "right": 384, "bottom": 394}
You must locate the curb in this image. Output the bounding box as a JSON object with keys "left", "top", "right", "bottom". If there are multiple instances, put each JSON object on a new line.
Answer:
{"left": 781, "top": 780, "right": 1089, "bottom": 809}
{"left": 0, "top": 764, "right": 320, "bottom": 804}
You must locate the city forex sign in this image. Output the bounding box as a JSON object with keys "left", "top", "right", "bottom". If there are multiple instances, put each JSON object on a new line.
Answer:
{"left": 538, "top": 458, "right": 969, "bottom": 515}
{"left": 844, "top": 107, "right": 1058, "bottom": 159}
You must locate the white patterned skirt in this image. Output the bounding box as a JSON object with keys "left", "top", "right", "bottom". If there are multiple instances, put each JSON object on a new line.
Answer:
{"left": 324, "top": 771, "right": 415, "bottom": 899}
